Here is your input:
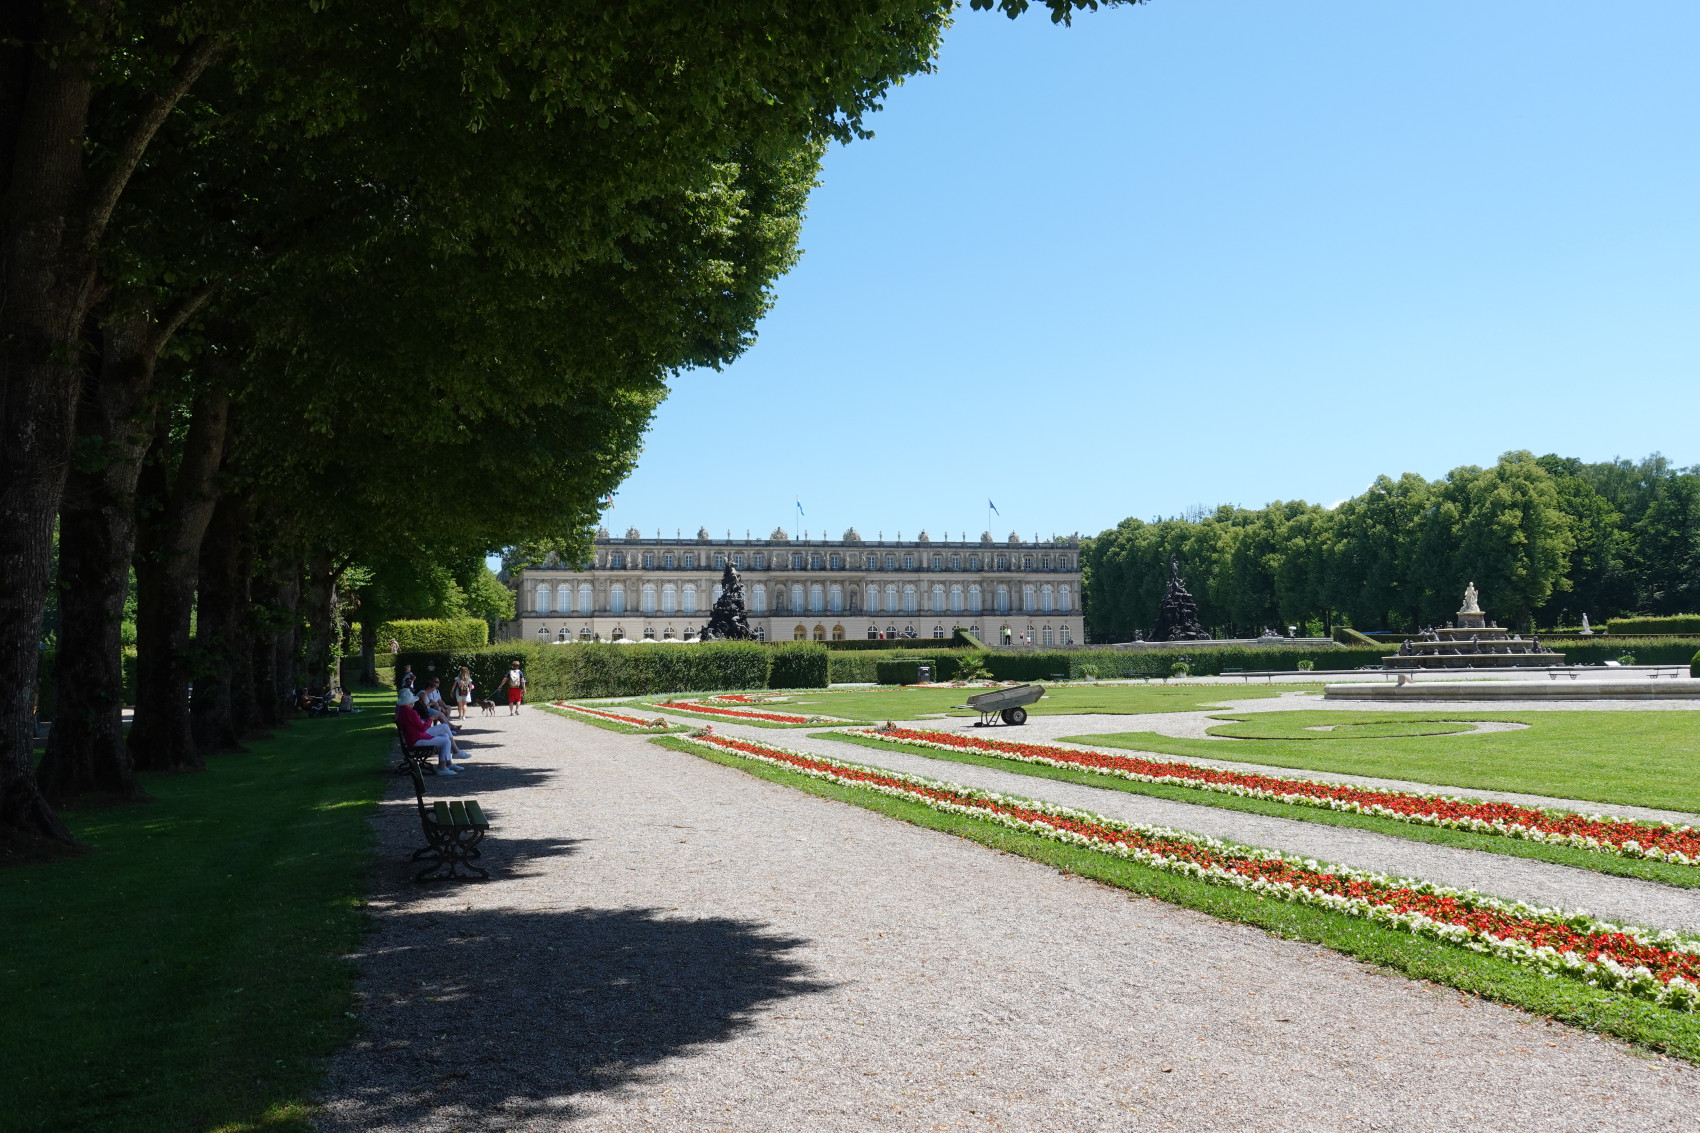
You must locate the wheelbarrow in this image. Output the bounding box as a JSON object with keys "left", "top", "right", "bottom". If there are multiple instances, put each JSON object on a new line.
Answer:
{"left": 958, "top": 683, "right": 1044, "bottom": 726}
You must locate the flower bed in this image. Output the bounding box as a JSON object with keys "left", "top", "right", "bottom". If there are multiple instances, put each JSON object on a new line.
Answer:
{"left": 680, "top": 732, "right": 1700, "bottom": 1010}
{"left": 552, "top": 703, "right": 669, "bottom": 729}
{"left": 657, "top": 699, "right": 817, "bottom": 724}
{"left": 855, "top": 728, "right": 1700, "bottom": 867}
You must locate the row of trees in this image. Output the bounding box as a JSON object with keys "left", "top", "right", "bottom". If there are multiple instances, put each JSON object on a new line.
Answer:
{"left": 1081, "top": 452, "right": 1700, "bottom": 641}
{"left": 3, "top": 0, "right": 1123, "bottom": 854}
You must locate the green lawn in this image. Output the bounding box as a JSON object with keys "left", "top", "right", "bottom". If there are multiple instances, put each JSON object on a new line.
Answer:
{"left": 650, "top": 682, "right": 1299, "bottom": 723}
{"left": 4, "top": 693, "right": 393, "bottom": 1133}
{"left": 1065, "top": 710, "right": 1700, "bottom": 814}
{"left": 655, "top": 734, "right": 1700, "bottom": 1064}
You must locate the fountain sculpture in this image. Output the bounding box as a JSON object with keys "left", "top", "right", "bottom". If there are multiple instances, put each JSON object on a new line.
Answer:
{"left": 699, "top": 562, "right": 756, "bottom": 641}
{"left": 1149, "top": 554, "right": 1211, "bottom": 642}
{"left": 1385, "top": 583, "right": 1564, "bottom": 670}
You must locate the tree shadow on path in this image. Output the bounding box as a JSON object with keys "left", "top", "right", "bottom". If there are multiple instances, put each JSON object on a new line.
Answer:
{"left": 317, "top": 906, "right": 831, "bottom": 1130}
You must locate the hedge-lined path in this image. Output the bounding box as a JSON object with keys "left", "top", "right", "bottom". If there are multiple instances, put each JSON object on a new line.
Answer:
{"left": 665, "top": 719, "right": 1700, "bottom": 934}
{"left": 314, "top": 710, "right": 1699, "bottom": 1132}
{"left": 882, "top": 692, "right": 1700, "bottom": 830}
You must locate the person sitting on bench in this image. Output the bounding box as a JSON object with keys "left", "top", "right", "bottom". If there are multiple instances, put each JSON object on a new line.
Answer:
{"left": 396, "top": 689, "right": 464, "bottom": 775}
{"left": 420, "top": 677, "right": 461, "bottom": 731}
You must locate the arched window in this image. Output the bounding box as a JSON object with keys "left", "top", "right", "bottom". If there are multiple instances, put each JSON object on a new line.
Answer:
{"left": 754, "top": 626, "right": 766, "bottom": 641}
{"left": 611, "top": 626, "right": 625, "bottom": 641}
{"left": 643, "top": 626, "right": 655, "bottom": 640}
{"left": 793, "top": 624, "right": 807, "bottom": 641}
{"left": 556, "top": 583, "right": 572, "bottom": 613}
{"left": 791, "top": 584, "right": 805, "bottom": 613}
{"left": 865, "top": 585, "right": 879, "bottom": 613}
{"left": 867, "top": 625, "right": 879, "bottom": 639}
{"left": 808, "top": 584, "right": 824, "bottom": 613}
{"left": 535, "top": 585, "right": 552, "bottom": 614}
{"left": 661, "top": 583, "right": 676, "bottom": 614}
{"left": 968, "top": 584, "right": 982, "bottom": 613}
{"left": 579, "top": 627, "right": 592, "bottom": 641}
{"left": 1061, "top": 625, "right": 1073, "bottom": 645}
{"left": 1041, "top": 625, "right": 1054, "bottom": 645}
{"left": 537, "top": 626, "right": 550, "bottom": 640}
{"left": 752, "top": 584, "right": 767, "bottom": 613}
{"left": 712, "top": 583, "right": 722, "bottom": 604}
{"left": 682, "top": 584, "right": 697, "bottom": 614}
{"left": 812, "top": 624, "right": 826, "bottom": 641}
{"left": 558, "top": 628, "right": 568, "bottom": 642}
{"left": 903, "top": 585, "right": 917, "bottom": 614}
{"left": 884, "top": 584, "right": 898, "bottom": 613}
{"left": 930, "top": 584, "right": 944, "bottom": 612}
{"left": 1058, "top": 585, "right": 1071, "bottom": 612}
{"left": 949, "top": 585, "right": 964, "bottom": 613}
{"left": 1040, "top": 586, "right": 1054, "bottom": 613}
{"left": 886, "top": 624, "right": 898, "bottom": 638}
{"left": 828, "top": 584, "right": 843, "bottom": 612}
{"left": 932, "top": 625, "right": 945, "bottom": 638}
{"left": 995, "top": 585, "right": 1010, "bottom": 613}
{"left": 579, "top": 584, "right": 593, "bottom": 613}
{"left": 1023, "top": 584, "right": 1036, "bottom": 612}
{"left": 832, "top": 624, "right": 845, "bottom": 640}
{"left": 642, "top": 584, "right": 657, "bottom": 614}
{"left": 610, "top": 584, "right": 626, "bottom": 614}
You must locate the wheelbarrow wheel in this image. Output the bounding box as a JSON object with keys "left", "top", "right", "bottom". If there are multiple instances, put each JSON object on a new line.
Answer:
{"left": 1000, "top": 707, "right": 1027, "bottom": 725}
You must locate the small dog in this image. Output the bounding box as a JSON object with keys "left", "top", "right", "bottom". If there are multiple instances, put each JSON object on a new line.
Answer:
{"left": 480, "top": 699, "right": 497, "bottom": 716}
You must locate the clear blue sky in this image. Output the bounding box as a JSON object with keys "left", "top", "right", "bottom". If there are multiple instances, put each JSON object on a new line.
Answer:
{"left": 609, "top": 0, "right": 1699, "bottom": 545}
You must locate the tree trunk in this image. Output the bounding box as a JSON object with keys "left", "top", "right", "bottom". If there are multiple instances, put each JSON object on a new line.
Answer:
{"left": 249, "top": 546, "right": 286, "bottom": 729}
{"left": 0, "top": 3, "right": 102, "bottom": 852}
{"left": 190, "top": 488, "right": 248, "bottom": 753}
{"left": 128, "top": 385, "right": 229, "bottom": 773}
{"left": 302, "top": 548, "right": 339, "bottom": 692}
{"left": 35, "top": 311, "right": 164, "bottom": 803}
{"left": 360, "top": 617, "right": 378, "bottom": 686}
{"left": 229, "top": 523, "right": 260, "bottom": 735}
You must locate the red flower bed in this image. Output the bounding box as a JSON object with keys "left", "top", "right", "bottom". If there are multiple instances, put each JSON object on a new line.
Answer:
{"left": 554, "top": 703, "right": 666, "bottom": 728}
{"left": 658, "top": 699, "right": 811, "bottom": 724}
{"left": 683, "top": 732, "right": 1700, "bottom": 1008}
{"left": 861, "top": 728, "right": 1700, "bottom": 866}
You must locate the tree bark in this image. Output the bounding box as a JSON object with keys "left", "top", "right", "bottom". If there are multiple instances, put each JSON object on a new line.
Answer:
{"left": 190, "top": 488, "right": 249, "bottom": 753}
{"left": 128, "top": 385, "right": 229, "bottom": 773}
{"left": 302, "top": 548, "right": 339, "bottom": 692}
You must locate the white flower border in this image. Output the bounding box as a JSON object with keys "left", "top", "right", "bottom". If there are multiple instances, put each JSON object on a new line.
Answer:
{"left": 678, "top": 733, "right": 1700, "bottom": 1011}
{"left": 850, "top": 729, "right": 1699, "bottom": 866}
{"left": 550, "top": 702, "right": 669, "bottom": 729}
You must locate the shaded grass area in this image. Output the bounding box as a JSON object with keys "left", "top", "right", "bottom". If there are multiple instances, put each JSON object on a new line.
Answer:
{"left": 539, "top": 703, "right": 690, "bottom": 735}
{"left": 3, "top": 693, "right": 394, "bottom": 1133}
{"left": 1066, "top": 709, "right": 1700, "bottom": 814}
{"left": 816, "top": 731, "right": 1700, "bottom": 890}
{"left": 653, "top": 734, "right": 1700, "bottom": 1063}
{"left": 640, "top": 682, "right": 1297, "bottom": 723}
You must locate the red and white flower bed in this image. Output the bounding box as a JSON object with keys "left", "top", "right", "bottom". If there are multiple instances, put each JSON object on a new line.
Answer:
{"left": 855, "top": 728, "right": 1700, "bottom": 867}
{"left": 680, "top": 732, "right": 1700, "bottom": 1010}
{"left": 656, "top": 698, "right": 841, "bottom": 724}
{"left": 552, "top": 702, "right": 669, "bottom": 729}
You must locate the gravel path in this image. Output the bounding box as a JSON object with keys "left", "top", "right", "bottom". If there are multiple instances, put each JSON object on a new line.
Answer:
{"left": 692, "top": 723, "right": 1700, "bottom": 934}
{"left": 316, "top": 711, "right": 1699, "bottom": 1131}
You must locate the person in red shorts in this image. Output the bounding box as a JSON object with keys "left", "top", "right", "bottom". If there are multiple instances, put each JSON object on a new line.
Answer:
{"left": 497, "top": 661, "right": 526, "bottom": 715}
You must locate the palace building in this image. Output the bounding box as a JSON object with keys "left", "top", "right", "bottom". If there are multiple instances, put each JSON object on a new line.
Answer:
{"left": 501, "top": 526, "right": 1085, "bottom": 648}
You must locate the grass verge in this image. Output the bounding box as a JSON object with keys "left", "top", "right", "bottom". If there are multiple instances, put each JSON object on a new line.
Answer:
{"left": 538, "top": 703, "right": 690, "bottom": 735}
{"left": 4, "top": 692, "right": 394, "bottom": 1133}
{"left": 651, "top": 733, "right": 1700, "bottom": 1063}
{"left": 815, "top": 731, "right": 1700, "bottom": 890}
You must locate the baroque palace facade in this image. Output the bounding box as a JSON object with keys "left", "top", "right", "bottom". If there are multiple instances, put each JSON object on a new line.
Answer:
{"left": 502, "top": 526, "right": 1085, "bottom": 648}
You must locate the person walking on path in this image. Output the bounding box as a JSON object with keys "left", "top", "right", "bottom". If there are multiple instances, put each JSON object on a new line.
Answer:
{"left": 452, "top": 666, "right": 475, "bottom": 720}
{"left": 394, "top": 689, "right": 462, "bottom": 774}
{"left": 497, "top": 661, "right": 526, "bottom": 715}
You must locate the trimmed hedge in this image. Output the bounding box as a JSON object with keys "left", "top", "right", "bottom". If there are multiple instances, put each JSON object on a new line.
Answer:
{"left": 376, "top": 618, "right": 489, "bottom": 652}
{"left": 875, "top": 658, "right": 939, "bottom": 685}
{"left": 822, "top": 638, "right": 956, "bottom": 652}
{"left": 1692, "top": 650, "right": 1700, "bottom": 679}
{"left": 1550, "top": 639, "right": 1700, "bottom": 667}
{"left": 768, "top": 642, "right": 830, "bottom": 689}
{"left": 1606, "top": 615, "right": 1700, "bottom": 636}
{"left": 394, "top": 641, "right": 769, "bottom": 701}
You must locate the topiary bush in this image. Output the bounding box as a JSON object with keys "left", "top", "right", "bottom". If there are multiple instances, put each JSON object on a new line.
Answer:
{"left": 767, "top": 641, "right": 829, "bottom": 689}
{"left": 377, "top": 618, "right": 488, "bottom": 652}
{"left": 393, "top": 641, "right": 769, "bottom": 700}
{"left": 1692, "top": 649, "right": 1700, "bottom": 678}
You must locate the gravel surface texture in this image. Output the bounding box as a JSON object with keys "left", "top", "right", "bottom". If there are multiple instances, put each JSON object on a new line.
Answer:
{"left": 315, "top": 711, "right": 1700, "bottom": 1132}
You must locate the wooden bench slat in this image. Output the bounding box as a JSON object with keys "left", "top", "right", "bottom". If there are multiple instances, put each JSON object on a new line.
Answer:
{"left": 432, "top": 800, "right": 452, "bottom": 828}
{"left": 464, "top": 800, "right": 488, "bottom": 830}
{"left": 448, "top": 800, "right": 471, "bottom": 829}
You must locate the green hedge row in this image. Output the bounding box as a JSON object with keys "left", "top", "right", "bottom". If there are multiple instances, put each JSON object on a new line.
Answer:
{"left": 376, "top": 618, "right": 489, "bottom": 652}
{"left": 768, "top": 642, "right": 830, "bottom": 689}
{"left": 36, "top": 647, "right": 138, "bottom": 717}
{"left": 1605, "top": 615, "right": 1700, "bottom": 636}
{"left": 1550, "top": 639, "right": 1700, "bottom": 667}
{"left": 394, "top": 641, "right": 771, "bottom": 700}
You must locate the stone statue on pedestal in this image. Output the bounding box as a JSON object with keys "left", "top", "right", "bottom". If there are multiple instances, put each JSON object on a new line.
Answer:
{"left": 1456, "top": 582, "right": 1487, "bottom": 629}
{"left": 1150, "top": 554, "right": 1211, "bottom": 642}
{"left": 699, "top": 563, "right": 755, "bottom": 641}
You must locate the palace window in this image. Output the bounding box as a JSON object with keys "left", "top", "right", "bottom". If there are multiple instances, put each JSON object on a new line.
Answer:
{"left": 663, "top": 627, "right": 675, "bottom": 640}
{"left": 1040, "top": 586, "right": 1054, "bottom": 612}
{"left": 828, "top": 584, "right": 843, "bottom": 613}
{"left": 885, "top": 555, "right": 896, "bottom": 570}
{"left": 610, "top": 585, "right": 626, "bottom": 613}
{"left": 642, "top": 584, "right": 658, "bottom": 614}
{"left": 868, "top": 555, "right": 880, "bottom": 571}
{"left": 930, "top": 584, "right": 945, "bottom": 612}
{"left": 734, "top": 553, "right": 745, "bottom": 568}
{"left": 808, "top": 584, "right": 824, "bottom": 613}
{"left": 682, "top": 584, "right": 697, "bottom": 614}
{"left": 968, "top": 584, "right": 982, "bottom": 612}
{"left": 611, "top": 626, "right": 625, "bottom": 641}
{"left": 829, "top": 553, "right": 842, "bottom": 569}
{"left": 645, "top": 553, "right": 656, "bottom": 569}
{"left": 933, "top": 625, "right": 946, "bottom": 639}
{"left": 792, "top": 553, "right": 804, "bottom": 569}
{"left": 1042, "top": 625, "right": 1054, "bottom": 645}
{"left": 1059, "top": 555, "right": 1071, "bottom": 569}
{"left": 557, "top": 583, "right": 572, "bottom": 613}
{"left": 950, "top": 555, "right": 960, "bottom": 570}
{"left": 752, "top": 584, "right": 767, "bottom": 612}
{"left": 579, "top": 584, "right": 593, "bottom": 613}
{"left": 865, "top": 585, "right": 879, "bottom": 613}
{"left": 867, "top": 625, "right": 879, "bottom": 639}
{"left": 712, "top": 583, "right": 723, "bottom": 603}
{"left": 715, "top": 554, "right": 725, "bottom": 569}
{"left": 794, "top": 624, "right": 807, "bottom": 640}
{"left": 932, "top": 554, "right": 942, "bottom": 570}
{"left": 833, "top": 625, "right": 845, "bottom": 641}
{"left": 1041, "top": 555, "right": 1051, "bottom": 570}
{"left": 810, "top": 553, "right": 822, "bottom": 570}
{"left": 610, "top": 553, "right": 625, "bottom": 569}
{"left": 752, "top": 553, "right": 765, "bottom": 569}
{"left": 536, "top": 585, "right": 552, "bottom": 614}
{"left": 886, "top": 625, "right": 898, "bottom": 638}
{"left": 1061, "top": 625, "right": 1073, "bottom": 645}
{"left": 813, "top": 625, "right": 826, "bottom": 641}
{"left": 903, "top": 585, "right": 917, "bottom": 614}
{"left": 537, "top": 626, "right": 549, "bottom": 640}
{"left": 754, "top": 626, "right": 766, "bottom": 641}
{"left": 884, "top": 584, "right": 898, "bottom": 612}
{"left": 791, "top": 584, "right": 805, "bottom": 612}
{"left": 643, "top": 627, "right": 656, "bottom": 640}
{"left": 1023, "top": 555, "right": 1034, "bottom": 570}
{"left": 995, "top": 585, "right": 1010, "bottom": 613}
{"left": 969, "top": 554, "right": 980, "bottom": 571}
{"left": 995, "top": 555, "right": 1007, "bottom": 570}
{"left": 903, "top": 554, "right": 915, "bottom": 570}
{"left": 579, "top": 627, "right": 592, "bottom": 641}
{"left": 949, "top": 585, "right": 964, "bottom": 613}
{"left": 1023, "top": 584, "right": 1036, "bottom": 611}
{"left": 1058, "top": 585, "right": 1071, "bottom": 612}
{"left": 661, "top": 584, "right": 676, "bottom": 613}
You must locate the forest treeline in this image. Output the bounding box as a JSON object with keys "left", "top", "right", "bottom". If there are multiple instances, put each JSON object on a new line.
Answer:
{"left": 1080, "top": 452, "right": 1700, "bottom": 642}
{"left": 1, "top": 0, "right": 1104, "bottom": 854}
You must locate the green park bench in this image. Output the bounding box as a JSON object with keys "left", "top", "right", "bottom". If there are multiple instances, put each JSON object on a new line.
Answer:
{"left": 406, "top": 762, "right": 491, "bottom": 881}
{"left": 393, "top": 721, "right": 437, "bottom": 776}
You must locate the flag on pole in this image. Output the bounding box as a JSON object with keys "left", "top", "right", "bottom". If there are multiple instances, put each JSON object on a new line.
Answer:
{"left": 796, "top": 497, "right": 805, "bottom": 517}
{"left": 988, "top": 498, "right": 1000, "bottom": 515}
